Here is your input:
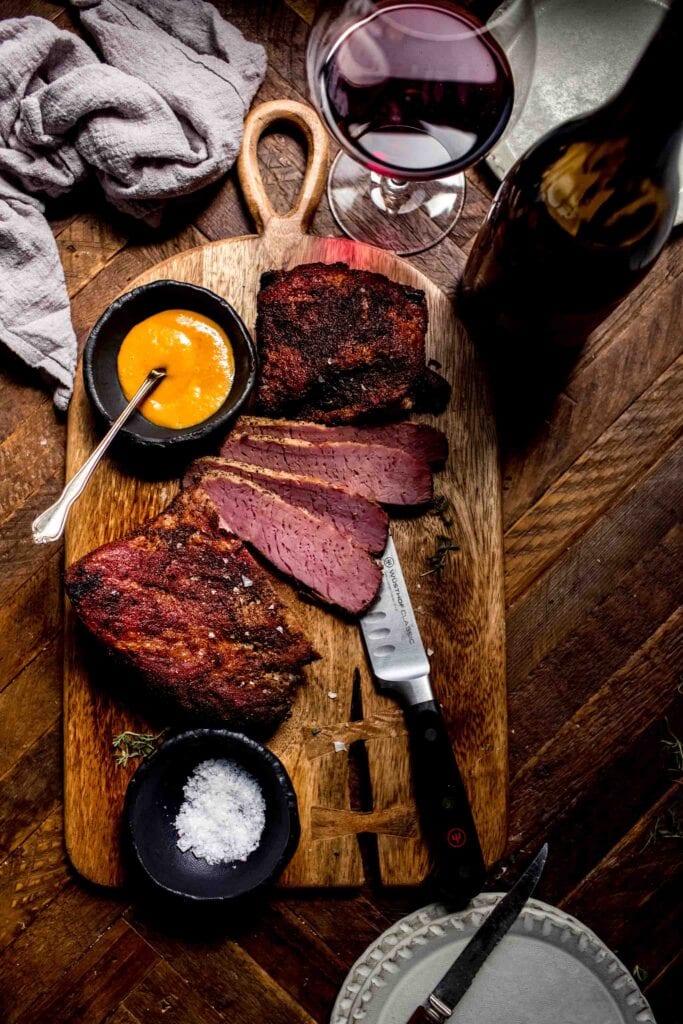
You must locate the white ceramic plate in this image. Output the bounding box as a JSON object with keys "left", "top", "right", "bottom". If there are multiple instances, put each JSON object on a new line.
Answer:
{"left": 331, "top": 896, "right": 655, "bottom": 1024}
{"left": 487, "top": 0, "right": 683, "bottom": 225}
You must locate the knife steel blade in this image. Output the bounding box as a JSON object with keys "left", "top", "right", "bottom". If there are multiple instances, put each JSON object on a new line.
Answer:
{"left": 360, "top": 536, "right": 487, "bottom": 905}
{"left": 407, "top": 844, "right": 549, "bottom": 1023}
{"left": 360, "top": 536, "right": 433, "bottom": 705}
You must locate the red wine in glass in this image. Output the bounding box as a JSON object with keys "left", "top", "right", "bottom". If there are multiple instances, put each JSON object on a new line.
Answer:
{"left": 319, "top": 1, "right": 515, "bottom": 181}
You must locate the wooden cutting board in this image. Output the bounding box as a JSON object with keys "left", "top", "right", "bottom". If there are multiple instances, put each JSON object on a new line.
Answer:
{"left": 64, "top": 100, "right": 507, "bottom": 889}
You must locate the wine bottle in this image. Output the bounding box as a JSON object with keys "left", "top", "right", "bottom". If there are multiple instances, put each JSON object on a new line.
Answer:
{"left": 459, "top": 0, "right": 683, "bottom": 361}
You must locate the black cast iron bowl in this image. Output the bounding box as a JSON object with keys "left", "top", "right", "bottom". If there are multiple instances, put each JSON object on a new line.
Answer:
{"left": 123, "top": 729, "right": 299, "bottom": 905}
{"left": 83, "top": 280, "right": 257, "bottom": 455}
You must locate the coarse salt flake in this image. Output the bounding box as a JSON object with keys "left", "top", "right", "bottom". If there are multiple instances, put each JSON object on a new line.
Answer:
{"left": 175, "top": 758, "right": 265, "bottom": 865}
{"left": 328, "top": 691, "right": 338, "bottom": 700}
{"left": 242, "top": 575, "right": 254, "bottom": 588}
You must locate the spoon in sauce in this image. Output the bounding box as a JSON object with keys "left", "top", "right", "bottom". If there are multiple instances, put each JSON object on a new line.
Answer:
{"left": 32, "top": 368, "right": 166, "bottom": 545}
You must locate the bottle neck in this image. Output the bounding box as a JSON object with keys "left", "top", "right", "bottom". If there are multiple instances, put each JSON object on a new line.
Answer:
{"left": 608, "top": 0, "right": 683, "bottom": 147}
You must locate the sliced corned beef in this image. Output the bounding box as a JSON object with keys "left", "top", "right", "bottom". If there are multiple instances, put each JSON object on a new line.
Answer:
{"left": 198, "top": 471, "right": 382, "bottom": 615}
{"left": 235, "top": 417, "right": 448, "bottom": 467}
{"left": 218, "top": 435, "right": 433, "bottom": 506}
{"left": 187, "top": 457, "right": 389, "bottom": 555}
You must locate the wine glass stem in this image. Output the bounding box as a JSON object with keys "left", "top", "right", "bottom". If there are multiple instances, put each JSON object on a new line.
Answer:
{"left": 379, "top": 175, "right": 413, "bottom": 214}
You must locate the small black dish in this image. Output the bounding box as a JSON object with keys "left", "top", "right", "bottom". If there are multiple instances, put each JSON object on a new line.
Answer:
{"left": 83, "top": 280, "right": 257, "bottom": 454}
{"left": 123, "top": 729, "right": 299, "bottom": 906}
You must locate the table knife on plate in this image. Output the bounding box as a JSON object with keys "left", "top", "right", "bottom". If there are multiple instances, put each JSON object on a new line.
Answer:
{"left": 407, "top": 843, "right": 548, "bottom": 1022}
{"left": 360, "top": 536, "right": 486, "bottom": 905}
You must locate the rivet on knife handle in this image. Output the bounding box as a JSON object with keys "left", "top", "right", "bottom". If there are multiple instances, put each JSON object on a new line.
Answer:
{"left": 406, "top": 997, "right": 450, "bottom": 1024}
{"left": 405, "top": 698, "right": 486, "bottom": 907}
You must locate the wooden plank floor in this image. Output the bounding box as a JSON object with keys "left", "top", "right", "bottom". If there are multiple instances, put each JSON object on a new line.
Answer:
{"left": 0, "top": 2, "right": 681, "bottom": 1021}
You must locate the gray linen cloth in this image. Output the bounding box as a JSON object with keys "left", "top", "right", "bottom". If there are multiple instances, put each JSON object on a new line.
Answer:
{"left": 0, "top": 0, "right": 266, "bottom": 410}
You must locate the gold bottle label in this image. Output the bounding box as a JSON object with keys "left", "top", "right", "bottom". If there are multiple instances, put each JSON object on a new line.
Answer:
{"left": 540, "top": 139, "right": 666, "bottom": 246}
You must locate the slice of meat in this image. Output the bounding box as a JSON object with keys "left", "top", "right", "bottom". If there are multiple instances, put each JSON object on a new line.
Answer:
{"left": 64, "top": 489, "right": 318, "bottom": 732}
{"left": 186, "top": 457, "right": 389, "bottom": 554}
{"left": 219, "top": 435, "right": 433, "bottom": 506}
{"left": 254, "top": 262, "right": 450, "bottom": 423}
{"left": 197, "top": 470, "right": 382, "bottom": 615}
{"left": 234, "top": 416, "right": 448, "bottom": 467}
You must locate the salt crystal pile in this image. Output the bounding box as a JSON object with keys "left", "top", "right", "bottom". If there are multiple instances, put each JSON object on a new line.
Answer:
{"left": 174, "top": 758, "right": 266, "bottom": 865}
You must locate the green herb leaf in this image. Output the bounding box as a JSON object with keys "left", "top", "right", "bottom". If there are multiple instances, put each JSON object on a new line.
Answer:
{"left": 112, "top": 729, "right": 166, "bottom": 768}
{"left": 662, "top": 717, "right": 683, "bottom": 776}
{"left": 642, "top": 805, "right": 683, "bottom": 850}
{"left": 421, "top": 534, "right": 460, "bottom": 576}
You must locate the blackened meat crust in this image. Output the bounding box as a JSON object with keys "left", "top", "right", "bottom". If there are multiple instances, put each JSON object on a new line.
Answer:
{"left": 255, "top": 262, "right": 449, "bottom": 423}
{"left": 64, "top": 490, "right": 318, "bottom": 732}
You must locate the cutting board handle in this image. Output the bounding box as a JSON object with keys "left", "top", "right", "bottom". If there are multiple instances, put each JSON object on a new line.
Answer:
{"left": 237, "top": 99, "right": 330, "bottom": 239}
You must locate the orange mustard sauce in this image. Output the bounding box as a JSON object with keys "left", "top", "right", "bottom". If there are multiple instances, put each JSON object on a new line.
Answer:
{"left": 117, "top": 309, "right": 234, "bottom": 429}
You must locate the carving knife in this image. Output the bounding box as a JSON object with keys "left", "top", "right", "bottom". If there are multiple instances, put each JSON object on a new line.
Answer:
{"left": 360, "top": 536, "right": 487, "bottom": 906}
{"left": 406, "top": 844, "right": 549, "bottom": 1022}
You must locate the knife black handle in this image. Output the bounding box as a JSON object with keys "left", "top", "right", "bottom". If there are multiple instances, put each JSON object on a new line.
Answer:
{"left": 405, "top": 699, "right": 487, "bottom": 907}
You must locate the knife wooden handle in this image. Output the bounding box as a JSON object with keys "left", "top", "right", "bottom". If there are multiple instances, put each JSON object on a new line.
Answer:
{"left": 405, "top": 699, "right": 487, "bottom": 907}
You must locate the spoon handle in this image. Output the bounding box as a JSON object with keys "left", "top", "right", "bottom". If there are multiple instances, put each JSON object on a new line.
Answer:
{"left": 32, "top": 369, "right": 165, "bottom": 545}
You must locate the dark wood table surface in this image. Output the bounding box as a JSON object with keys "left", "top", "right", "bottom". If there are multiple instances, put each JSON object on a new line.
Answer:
{"left": 1, "top": 2, "right": 681, "bottom": 1022}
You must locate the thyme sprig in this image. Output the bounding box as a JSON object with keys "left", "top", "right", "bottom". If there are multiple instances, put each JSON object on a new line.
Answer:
{"left": 112, "top": 729, "right": 166, "bottom": 768}
{"left": 421, "top": 534, "right": 460, "bottom": 576}
{"left": 662, "top": 718, "right": 683, "bottom": 776}
{"left": 642, "top": 806, "right": 683, "bottom": 850}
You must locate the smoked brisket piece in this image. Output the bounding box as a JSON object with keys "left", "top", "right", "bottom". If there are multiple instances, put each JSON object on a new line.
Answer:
{"left": 234, "top": 417, "right": 448, "bottom": 467}
{"left": 254, "top": 262, "right": 449, "bottom": 422}
{"left": 64, "top": 490, "right": 317, "bottom": 731}
{"left": 196, "top": 470, "right": 382, "bottom": 615}
{"left": 186, "top": 457, "right": 389, "bottom": 554}
{"left": 219, "top": 434, "right": 433, "bottom": 506}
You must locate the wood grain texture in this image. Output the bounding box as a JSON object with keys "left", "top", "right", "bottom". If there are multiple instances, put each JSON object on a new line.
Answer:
{"left": 126, "top": 917, "right": 318, "bottom": 1024}
{"left": 1, "top": 0, "right": 681, "bottom": 1019}
{"left": 504, "top": 354, "right": 683, "bottom": 602}
{"left": 63, "top": 99, "right": 507, "bottom": 890}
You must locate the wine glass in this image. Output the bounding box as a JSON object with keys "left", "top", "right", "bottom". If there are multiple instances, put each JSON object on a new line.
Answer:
{"left": 307, "top": 0, "right": 536, "bottom": 255}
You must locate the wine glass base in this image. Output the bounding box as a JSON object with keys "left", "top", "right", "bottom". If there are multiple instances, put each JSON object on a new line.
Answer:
{"left": 327, "top": 151, "right": 466, "bottom": 256}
